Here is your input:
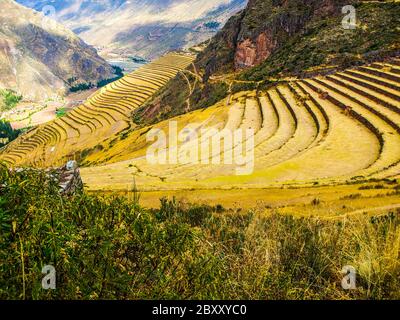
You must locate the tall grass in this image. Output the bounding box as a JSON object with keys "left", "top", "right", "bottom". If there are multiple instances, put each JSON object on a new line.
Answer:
{"left": 0, "top": 164, "right": 398, "bottom": 300}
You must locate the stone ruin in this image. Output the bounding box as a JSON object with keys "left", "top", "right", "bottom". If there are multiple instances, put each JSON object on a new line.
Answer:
{"left": 58, "top": 160, "right": 83, "bottom": 195}
{"left": 0, "top": 160, "right": 83, "bottom": 196}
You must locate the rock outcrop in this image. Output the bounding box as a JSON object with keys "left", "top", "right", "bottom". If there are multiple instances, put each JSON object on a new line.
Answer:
{"left": 1, "top": 161, "right": 83, "bottom": 195}
{"left": 58, "top": 161, "right": 83, "bottom": 195}
{"left": 197, "top": 0, "right": 354, "bottom": 78}
{"left": 234, "top": 32, "right": 276, "bottom": 69}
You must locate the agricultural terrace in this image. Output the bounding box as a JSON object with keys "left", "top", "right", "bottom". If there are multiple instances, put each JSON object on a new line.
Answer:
{"left": 0, "top": 53, "right": 195, "bottom": 167}
{"left": 80, "top": 57, "right": 400, "bottom": 192}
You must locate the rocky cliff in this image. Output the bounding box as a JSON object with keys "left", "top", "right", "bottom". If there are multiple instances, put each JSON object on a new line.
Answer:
{"left": 197, "top": 0, "right": 353, "bottom": 79}
{"left": 134, "top": 0, "right": 399, "bottom": 126}
{"left": 0, "top": 0, "right": 115, "bottom": 102}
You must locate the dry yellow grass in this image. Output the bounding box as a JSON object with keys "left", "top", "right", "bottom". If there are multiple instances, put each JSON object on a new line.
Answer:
{"left": 79, "top": 59, "right": 400, "bottom": 192}
{"left": 2, "top": 57, "right": 400, "bottom": 207}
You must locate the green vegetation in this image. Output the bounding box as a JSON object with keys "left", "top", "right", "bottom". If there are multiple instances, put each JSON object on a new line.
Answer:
{"left": 96, "top": 66, "right": 125, "bottom": 88}
{"left": 130, "top": 57, "right": 148, "bottom": 64}
{"left": 133, "top": 68, "right": 229, "bottom": 126}
{"left": 0, "top": 120, "right": 21, "bottom": 148}
{"left": 56, "top": 108, "right": 67, "bottom": 118}
{"left": 68, "top": 67, "right": 124, "bottom": 92}
{"left": 0, "top": 89, "right": 22, "bottom": 112}
{"left": 68, "top": 76, "right": 95, "bottom": 92}
{"left": 231, "top": 82, "right": 257, "bottom": 93}
{"left": 67, "top": 77, "right": 78, "bottom": 86}
{"left": 69, "top": 83, "right": 94, "bottom": 93}
{"left": 0, "top": 166, "right": 398, "bottom": 300}
{"left": 239, "top": 2, "right": 400, "bottom": 81}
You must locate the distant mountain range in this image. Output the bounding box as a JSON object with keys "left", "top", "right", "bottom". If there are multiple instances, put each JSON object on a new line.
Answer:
{"left": 0, "top": 0, "right": 115, "bottom": 102}
{"left": 16, "top": 0, "right": 247, "bottom": 59}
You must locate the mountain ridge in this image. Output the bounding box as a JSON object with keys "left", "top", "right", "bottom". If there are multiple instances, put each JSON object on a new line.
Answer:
{"left": 16, "top": 0, "right": 248, "bottom": 60}
{"left": 0, "top": 0, "right": 115, "bottom": 102}
{"left": 132, "top": 0, "right": 400, "bottom": 126}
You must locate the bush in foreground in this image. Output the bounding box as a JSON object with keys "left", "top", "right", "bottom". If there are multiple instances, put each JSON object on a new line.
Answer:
{"left": 0, "top": 165, "right": 399, "bottom": 300}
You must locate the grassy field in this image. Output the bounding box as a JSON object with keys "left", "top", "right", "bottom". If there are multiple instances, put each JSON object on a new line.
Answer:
{"left": 1, "top": 166, "right": 399, "bottom": 300}
{"left": 117, "top": 183, "right": 400, "bottom": 213}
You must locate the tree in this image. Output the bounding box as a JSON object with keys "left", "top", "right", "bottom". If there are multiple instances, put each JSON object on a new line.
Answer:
{"left": 0, "top": 120, "right": 21, "bottom": 147}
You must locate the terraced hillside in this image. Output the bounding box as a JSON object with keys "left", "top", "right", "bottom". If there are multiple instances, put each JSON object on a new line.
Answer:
{"left": 0, "top": 53, "right": 195, "bottom": 167}
{"left": 79, "top": 57, "right": 400, "bottom": 191}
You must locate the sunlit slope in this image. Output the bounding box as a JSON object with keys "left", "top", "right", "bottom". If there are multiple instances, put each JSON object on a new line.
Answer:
{"left": 0, "top": 53, "right": 195, "bottom": 167}
{"left": 81, "top": 58, "right": 400, "bottom": 191}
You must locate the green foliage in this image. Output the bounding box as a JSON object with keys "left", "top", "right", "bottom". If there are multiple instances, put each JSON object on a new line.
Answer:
{"left": 0, "top": 120, "right": 21, "bottom": 147}
{"left": 0, "top": 89, "right": 22, "bottom": 112}
{"left": 130, "top": 57, "right": 148, "bottom": 64}
{"left": 68, "top": 65, "right": 125, "bottom": 92}
{"left": 67, "top": 77, "right": 78, "bottom": 86}
{"left": 191, "top": 82, "right": 229, "bottom": 110}
{"left": 0, "top": 166, "right": 399, "bottom": 300}
{"left": 231, "top": 82, "right": 258, "bottom": 94}
{"left": 96, "top": 66, "right": 124, "bottom": 88}
{"left": 69, "top": 83, "right": 94, "bottom": 93}
{"left": 239, "top": 2, "right": 400, "bottom": 81}
{"left": 56, "top": 108, "right": 67, "bottom": 118}
{"left": 0, "top": 167, "right": 222, "bottom": 299}
{"left": 68, "top": 66, "right": 125, "bottom": 92}
{"left": 112, "top": 65, "right": 124, "bottom": 77}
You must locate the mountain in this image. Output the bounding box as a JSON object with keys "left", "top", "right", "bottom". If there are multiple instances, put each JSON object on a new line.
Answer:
{"left": 0, "top": 0, "right": 115, "bottom": 102}
{"left": 16, "top": 0, "right": 248, "bottom": 60}
{"left": 131, "top": 0, "right": 400, "bottom": 125}
{"left": 198, "top": 0, "right": 400, "bottom": 79}
{"left": 197, "top": 0, "right": 352, "bottom": 78}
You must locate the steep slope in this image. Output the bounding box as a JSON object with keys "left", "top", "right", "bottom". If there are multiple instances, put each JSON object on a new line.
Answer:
{"left": 197, "top": 0, "right": 400, "bottom": 79}
{"left": 16, "top": 0, "right": 247, "bottom": 60}
{"left": 238, "top": 0, "right": 400, "bottom": 81}
{"left": 78, "top": 57, "right": 400, "bottom": 191}
{"left": 0, "top": 0, "right": 115, "bottom": 102}
{"left": 134, "top": 0, "right": 400, "bottom": 124}
{"left": 197, "top": 0, "right": 351, "bottom": 78}
{"left": 0, "top": 53, "right": 195, "bottom": 167}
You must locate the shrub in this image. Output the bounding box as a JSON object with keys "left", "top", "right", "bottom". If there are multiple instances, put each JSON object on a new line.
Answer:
{"left": 0, "top": 89, "right": 22, "bottom": 112}
{"left": 0, "top": 166, "right": 399, "bottom": 300}
{"left": 0, "top": 120, "right": 21, "bottom": 147}
{"left": 96, "top": 66, "right": 124, "bottom": 88}
{"left": 69, "top": 82, "right": 94, "bottom": 93}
